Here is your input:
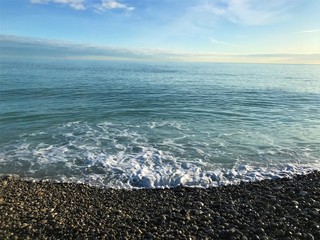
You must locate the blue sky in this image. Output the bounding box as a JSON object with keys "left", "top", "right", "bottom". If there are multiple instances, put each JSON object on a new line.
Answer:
{"left": 0, "top": 0, "right": 319, "bottom": 63}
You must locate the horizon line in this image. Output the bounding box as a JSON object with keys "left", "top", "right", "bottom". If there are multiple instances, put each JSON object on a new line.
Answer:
{"left": 1, "top": 34, "right": 319, "bottom": 65}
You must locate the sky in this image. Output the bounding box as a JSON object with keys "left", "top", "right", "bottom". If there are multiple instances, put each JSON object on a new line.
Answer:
{"left": 0, "top": 0, "right": 319, "bottom": 63}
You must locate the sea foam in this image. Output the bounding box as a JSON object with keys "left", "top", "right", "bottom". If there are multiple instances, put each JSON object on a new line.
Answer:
{"left": 1, "top": 121, "right": 319, "bottom": 189}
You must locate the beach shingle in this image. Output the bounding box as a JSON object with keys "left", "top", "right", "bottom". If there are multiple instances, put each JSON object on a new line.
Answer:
{"left": 1, "top": 172, "right": 319, "bottom": 239}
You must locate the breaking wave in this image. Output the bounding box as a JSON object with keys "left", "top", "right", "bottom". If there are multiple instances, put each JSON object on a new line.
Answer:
{"left": 1, "top": 121, "right": 319, "bottom": 188}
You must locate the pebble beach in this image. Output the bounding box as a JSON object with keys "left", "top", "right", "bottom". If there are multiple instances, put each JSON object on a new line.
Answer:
{"left": 1, "top": 172, "right": 319, "bottom": 239}
{"left": 1, "top": 2, "right": 320, "bottom": 239}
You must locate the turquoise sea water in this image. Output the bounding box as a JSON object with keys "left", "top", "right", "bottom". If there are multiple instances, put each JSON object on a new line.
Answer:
{"left": 0, "top": 59, "right": 319, "bottom": 188}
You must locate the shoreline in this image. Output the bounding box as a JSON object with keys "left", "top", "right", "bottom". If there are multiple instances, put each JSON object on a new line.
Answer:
{"left": 1, "top": 172, "right": 319, "bottom": 239}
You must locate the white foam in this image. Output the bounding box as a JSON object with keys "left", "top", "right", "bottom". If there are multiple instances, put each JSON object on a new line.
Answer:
{"left": 1, "top": 121, "right": 319, "bottom": 189}
{"left": 53, "top": 162, "right": 319, "bottom": 189}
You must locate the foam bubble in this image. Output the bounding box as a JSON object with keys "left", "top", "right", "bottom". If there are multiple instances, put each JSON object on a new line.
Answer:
{"left": 0, "top": 121, "right": 319, "bottom": 188}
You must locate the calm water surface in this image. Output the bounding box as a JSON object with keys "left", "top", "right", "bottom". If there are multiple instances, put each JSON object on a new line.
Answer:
{"left": 0, "top": 60, "right": 319, "bottom": 188}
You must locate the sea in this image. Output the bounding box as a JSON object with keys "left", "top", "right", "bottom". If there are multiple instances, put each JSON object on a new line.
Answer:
{"left": 0, "top": 59, "right": 319, "bottom": 188}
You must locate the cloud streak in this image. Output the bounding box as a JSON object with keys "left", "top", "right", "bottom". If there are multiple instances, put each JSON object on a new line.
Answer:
{"left": 30, "top": 0, "right": 134, "bottom": 11}
{"left": 96, "top": 0, "right": 134, "bottom": 12}
{"left": 210, "top": 37, "right": 244, "bottom": 48}
{"left": 31, "top": 0, "right": 86, "bottom": 10}
{"left": 300, "top": 29, "right": 320, "bottom": 33}
{"left": 196, "top": 0, "right": 293, "bottom": 26}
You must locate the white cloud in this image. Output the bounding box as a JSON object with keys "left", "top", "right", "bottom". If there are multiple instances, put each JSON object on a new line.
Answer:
{"left": 96, "top": 0, "right": 134, "bottom": 12}
{"left": 198, "top": 0, "right": 293, "bottom": 26}
{"left": 300, "top": 29, "right": 320, "bottom": 33}
{"left": 210, "top": 37, "right": 243, "bottom": 48}
{"left": 31, "top": 0, "right": 135, "bottom": 12}
{"left": 155, "top": 0, "right": 294, "bottom": 46}
{"left": 30, "top": 0, "right": 86, "bottom": 10}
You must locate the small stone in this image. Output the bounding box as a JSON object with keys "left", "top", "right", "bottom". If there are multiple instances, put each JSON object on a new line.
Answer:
{"left": 279, "top": 217, "right": 286, "bottom": 222}
{"left": 286, "top": 231, "right": 293, "bottom": 237}
{"left": 295, "top": 232, "right": 302, "bottom": 237}
{"left": 115, "top": 210, "right": 123, "bottom": 215}
{"left": 252, "top": 235, "right": 260, "bottom": 240}
{"left": 260, "top": 236, "right": 269, "bottom": 240}
{"left": 312, "top": 223, "right": 319, "bottom": 230}
{"left": 180, "top": 208, "right": 187, "bottom": 215}
{"left": 206, "top": 228, "right": 215, "bottom": 236}
{"left": 256, "top": 228, "right": 265, "bottom": 235}
{"left": 146, "top": 232, "right": 155, "bottom": 238}
{"left": 196, "top": 201, "right": 205, "bottom": 208}
{"left": 216, "top": 216, "right": 226, "bottom": 223}
{"left": 190, "top": 209, "right": 203, "bottom": 215}
{"left": 306, "top": 233, "right": 315, "bottom": 240}
{"left": 276, "top": 230, "right": 285, "bottom": 236}
{"left": 21, "top": 223, "right": 29, "bottom": 228}
{"left": 191, "top": 225, "right": 199, "bottom": 231}
{"left": 299, "top": 191, "right": 308, "bottom": 196}
{"left": 1, "top": 180, "right": 8, "bottom": 186}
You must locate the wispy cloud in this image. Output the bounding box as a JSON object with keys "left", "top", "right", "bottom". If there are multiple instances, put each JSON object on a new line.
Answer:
{"left": 30, "top": 0, "right": 134, "bottom": 11}
{"left": 153, "top": 0, "right": 296, "bottom": 48}
{"left": 209, "top": 37, "right": 244, "bottom": 48}
{"left": 197, "top": 0, "right": 293, "bottom": 26}
{"left": 96, "top": 0, "right": 135, "bottom": 12}
{"left": 300, "top": 29, "right": 320, "bottom": 33}
{"left": 30, "top": 0, "right": 86, "bottom": 10}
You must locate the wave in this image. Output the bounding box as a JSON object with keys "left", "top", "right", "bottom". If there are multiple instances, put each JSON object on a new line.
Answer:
{"left": 0, "top": 121, "right": 319, "bottom": 189}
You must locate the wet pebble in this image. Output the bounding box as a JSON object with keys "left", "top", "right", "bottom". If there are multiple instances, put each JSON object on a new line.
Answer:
{"left": 0, "top": 172, "right": 319, "bottom": 239}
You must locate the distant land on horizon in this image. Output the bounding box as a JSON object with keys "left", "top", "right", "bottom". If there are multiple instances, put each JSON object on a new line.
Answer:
{"left": 0, "top": 35, "right": 319, "bottom": 64}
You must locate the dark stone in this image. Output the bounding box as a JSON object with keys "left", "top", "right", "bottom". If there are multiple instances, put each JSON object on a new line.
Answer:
{"left": 0, "top": 171, "right": 319, "bottom": 239}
